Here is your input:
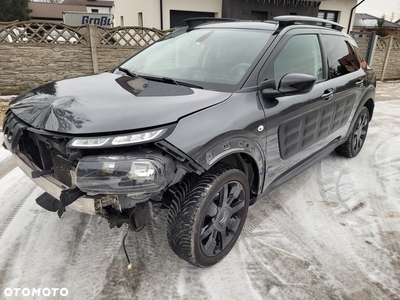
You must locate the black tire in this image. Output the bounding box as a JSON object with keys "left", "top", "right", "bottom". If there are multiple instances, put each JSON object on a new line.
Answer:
{"left": 166, "top": 164, "right": 250, "bottom": 267}
{"left": 162, "top": 173, "right": 198, "bottom": 208}
{"left": 336, "top": 106, "right": 370, "bottom": 158}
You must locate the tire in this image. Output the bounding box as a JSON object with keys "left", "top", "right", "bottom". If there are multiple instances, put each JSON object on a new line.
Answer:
{"left": 335, "top": 106, "right": 370, "bottom": 158}
{"left": 166, "top": 164, "right": 250, "bottom": 267}
{"left": 162, "top": 173, "right": 198, "bottom": 208}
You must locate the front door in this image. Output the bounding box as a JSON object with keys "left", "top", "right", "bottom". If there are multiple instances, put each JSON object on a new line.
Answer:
{"left": 258, "top": 31, "right": 336, "bottom": 188}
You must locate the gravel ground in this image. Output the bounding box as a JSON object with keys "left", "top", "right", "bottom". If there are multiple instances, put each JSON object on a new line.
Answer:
{"left": 0, "top": 98, "right": 399, "bottom": 299}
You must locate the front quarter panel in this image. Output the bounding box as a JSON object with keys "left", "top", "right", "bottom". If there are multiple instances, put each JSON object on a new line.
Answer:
{"left": 165, "top": 92, "right": 267, "bottom": 192}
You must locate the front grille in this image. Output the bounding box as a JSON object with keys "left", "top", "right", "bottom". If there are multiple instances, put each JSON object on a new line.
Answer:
{"left": 4, "top": 111, "right": 73, "bottom": 186}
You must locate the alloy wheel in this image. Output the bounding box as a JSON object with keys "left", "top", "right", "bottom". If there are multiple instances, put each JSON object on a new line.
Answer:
{"left": 199, "top": 181, "right": 246, "bottom": 257}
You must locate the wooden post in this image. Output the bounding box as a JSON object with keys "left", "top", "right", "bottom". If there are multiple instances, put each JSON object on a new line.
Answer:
{"left": 381, "top": 36, "right": 393, "bottom": 81}
{"left": 88, "top": 24, "right": 99, "bottom": 74}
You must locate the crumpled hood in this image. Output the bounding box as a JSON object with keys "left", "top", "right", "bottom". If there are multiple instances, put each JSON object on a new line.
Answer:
{"left": 10, "top": 73, "right": 231, "bottom": 134}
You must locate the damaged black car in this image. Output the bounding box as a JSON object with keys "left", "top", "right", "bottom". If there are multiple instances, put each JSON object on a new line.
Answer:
{"left": 2, "top": 16, "right": 375, "bottom": 267}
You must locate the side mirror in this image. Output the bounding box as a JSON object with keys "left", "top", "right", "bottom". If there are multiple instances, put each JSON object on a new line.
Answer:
{"left": 259, "top": 79, "right": 283, "bottom": 98}
{"left": 278, "top": 73, "right": 316, "bottom": 95}
{"left": 260, "top": 73, "right": 316, "bottom": 99}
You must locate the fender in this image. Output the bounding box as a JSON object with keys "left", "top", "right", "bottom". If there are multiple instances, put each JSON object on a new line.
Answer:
{"left": 340, "top": 85, "right": 375, "bottom": 145}
{"left": 165, "top": 92, "right": 267, "bottom": 194}
{"left": 192, "top": 132, "right": 266, "bottom": 194}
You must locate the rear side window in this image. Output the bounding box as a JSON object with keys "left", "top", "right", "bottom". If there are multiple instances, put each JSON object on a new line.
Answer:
{"left": 274, "top": 35, "right": 323, "bottom": 85}
{"left": 352, "top": 45, "right": 367, "bottom": 68}
{"left": 321, "top": 35, "right": 360, "bottom": 79}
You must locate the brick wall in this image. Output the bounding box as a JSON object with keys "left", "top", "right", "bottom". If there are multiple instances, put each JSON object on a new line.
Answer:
{"left": 0, "top": 44, "right": 94, "bottom": 95}
{"left": 0, "top": 22, "right": 170, "bottom": 95}
{"left": 97, "top": 47, "right": 141, "bottom": 72}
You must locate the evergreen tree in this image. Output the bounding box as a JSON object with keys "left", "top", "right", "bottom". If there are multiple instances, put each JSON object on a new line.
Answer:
{"left": 0, "top": 0, "right": 30, "bottom": 22}
{"left": 375, "top": 15, "right": 389, "bottom": 37}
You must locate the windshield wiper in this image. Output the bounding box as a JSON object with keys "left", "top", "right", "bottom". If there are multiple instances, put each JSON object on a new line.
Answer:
{"left": 142, "top": 75, "right": 203, "bottom": 89}
{"left": 117, "top": 70, "right": 204, "bottom": 89}
{"left": 174, "top": 80, "right": 203, "bottom": 89}
{"left": 118, "top": 67, "right": 139, "bottom": 78}
{"left": 161, "top": 77, "right": 180, "bottom": 86}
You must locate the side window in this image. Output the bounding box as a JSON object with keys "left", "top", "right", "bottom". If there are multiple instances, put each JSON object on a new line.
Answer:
{"left": 352, "top": 45, "right": 367, "bottom": 68}
{"left": 321, "top": 35, "right": 360, "bottom": 79}
{"left": 274, "top": 35, "right": 323, "bottom": 85}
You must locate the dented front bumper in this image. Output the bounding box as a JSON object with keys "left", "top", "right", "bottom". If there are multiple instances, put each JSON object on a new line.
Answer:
{"left": 15, "top": 153, "right": 97, "bottom": 215}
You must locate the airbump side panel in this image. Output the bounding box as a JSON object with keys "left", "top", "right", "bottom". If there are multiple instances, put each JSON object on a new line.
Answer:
{"left": 330, "top": 96, "right": 355, "bottom": 133}
{"left": 278, "top": 96, "right": 355, "bottom": 160}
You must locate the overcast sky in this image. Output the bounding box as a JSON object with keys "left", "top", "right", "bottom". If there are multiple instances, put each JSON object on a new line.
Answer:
{"left": 356, "top": 0, "right": 400, "bottom": 21}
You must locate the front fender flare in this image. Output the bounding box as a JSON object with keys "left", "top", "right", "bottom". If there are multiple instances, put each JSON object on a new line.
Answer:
{"left": 191, "top": 132, "right": 266, "bottom": 194}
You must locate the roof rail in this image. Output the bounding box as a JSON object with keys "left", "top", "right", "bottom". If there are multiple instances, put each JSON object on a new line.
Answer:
{"left": 274, "top": 15, "right": 344, "bottom": 31}
{"left": 184, "top": 17, "right": 238, "bottom": 30}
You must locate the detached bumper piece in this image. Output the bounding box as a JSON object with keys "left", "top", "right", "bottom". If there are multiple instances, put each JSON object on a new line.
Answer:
{"left": 36, "top": 193, "right": 62, "bottom": 213}
{"left": 15, "top": 153, "right": 97, "bottom": 215}
{"left": 36, "top": 187, "right": 85, "bottom": 217}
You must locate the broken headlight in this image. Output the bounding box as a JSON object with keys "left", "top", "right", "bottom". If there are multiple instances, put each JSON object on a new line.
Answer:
{"left": 76, "top": 154, "right": 170, "bottom": 194}
{"left": 68, "top": 129, "right": 167, "bottom": 148}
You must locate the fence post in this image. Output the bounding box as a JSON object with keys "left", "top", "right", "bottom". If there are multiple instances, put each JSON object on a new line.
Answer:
{"left": 87, "top": 24, "right": 99, "bottom": 74}
{"left": 381, "top": 36, "right": 393, "bottom": 81}
{"left": 367, "top": 32, "right": 377, "bottom": 66}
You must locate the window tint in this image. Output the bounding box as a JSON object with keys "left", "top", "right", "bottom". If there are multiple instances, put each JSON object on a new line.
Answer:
{"left": 352, "top": 45, "right": 367, "bottom": 67}
{"left": 274, "top": 35, "right": 323, "bottom": 85}
{"left": 321, "top": 35, "right": 360, "bottom": 79}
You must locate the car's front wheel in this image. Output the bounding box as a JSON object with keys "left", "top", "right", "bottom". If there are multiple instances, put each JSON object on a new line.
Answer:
{"left": 336, "top": 106, "right": 370, "bottom": 158}
{"left": 166, "top": 164, "right": 250, "bottom": 267}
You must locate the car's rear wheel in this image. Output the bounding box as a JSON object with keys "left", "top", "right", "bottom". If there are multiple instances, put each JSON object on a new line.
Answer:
{"left": 166, "top": 164, "right": 250, "bottom": 267}
{"left": 336, "top": 106, "right": 370, "bottom": 158}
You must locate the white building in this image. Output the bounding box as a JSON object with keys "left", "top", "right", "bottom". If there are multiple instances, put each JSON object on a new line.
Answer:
{"left": 61, "top": 0, "right": 114, "bottom": 14}
{"left": 112, "top": 0, "right": 359, "bottom": 32}
{"left": 113, "top": 0, "right": 222, "bottom": 29}
{"left": 319, "top": 0, "right": 358, "bottom": 32}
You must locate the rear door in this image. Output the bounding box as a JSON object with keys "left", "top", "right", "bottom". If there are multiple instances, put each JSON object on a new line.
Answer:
{"left": 319, "top": 33, "right": 367, "bottom": 144}
{"left": 257, "top": 29, "right": 336, "bottom": 188}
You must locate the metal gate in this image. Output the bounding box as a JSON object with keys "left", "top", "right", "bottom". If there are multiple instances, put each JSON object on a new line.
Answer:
{"left": 350, "top": 31, "right": 376, "bottom": 64}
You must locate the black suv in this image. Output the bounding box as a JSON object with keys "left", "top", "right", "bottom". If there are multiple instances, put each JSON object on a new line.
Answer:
{"left": 3, "top": 16, "right": 375, "bottom": 267}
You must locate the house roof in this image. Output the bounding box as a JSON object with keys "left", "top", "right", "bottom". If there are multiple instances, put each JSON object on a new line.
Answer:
{"left": 354, "top": 13, "right": 400, "bottom": 29}
{"left": 61, "top": 0, "right": 114, "bottom": 7}
{"left": 29, "top": 2, "right": 86, "bottom": 20}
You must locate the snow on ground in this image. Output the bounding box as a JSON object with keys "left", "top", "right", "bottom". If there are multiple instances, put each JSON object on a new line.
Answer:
{"left": 0, "top": 140, "right": 11, "bottom": 162}
{"left": 0, "top": 101, "right": 400, "bottom": 300}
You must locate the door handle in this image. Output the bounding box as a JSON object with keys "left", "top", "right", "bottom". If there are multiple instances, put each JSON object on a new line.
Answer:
{"left": 322, "top": 88, "right": 334, "bottom": 101}
{"left": 355, "top": 78, "right": 364, "bottom": 87}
